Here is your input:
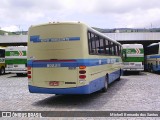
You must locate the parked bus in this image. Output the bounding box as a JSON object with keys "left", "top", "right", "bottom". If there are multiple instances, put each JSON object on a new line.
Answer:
{"left": 146, "top": 42, "right": 160, "bottom": 72}
{"left": 0, "top": 47, "right": 5, "bottom": 75}
{"left": 27, "top": 22, "right": 123, "bottom": 94}
{"left": 5, "top": 46, "right": 27, "bottom": 76}
{"left": 122, "top": 44, "right": 144, "bottom": 73}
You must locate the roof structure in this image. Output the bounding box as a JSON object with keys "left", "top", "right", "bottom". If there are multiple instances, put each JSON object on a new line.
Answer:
{"left": 0, "top": 32, "right": 160, "bottom": 46}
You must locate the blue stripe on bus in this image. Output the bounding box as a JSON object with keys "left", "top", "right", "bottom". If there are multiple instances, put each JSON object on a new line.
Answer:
{"left": 68, "top": 37, "right": 80, "bottom": 41}
{"left": 30, "top": 36, "right": 80, "bottom": 43}
{"left": 147, "top": 55, "right": 160, "bottom": 59}
{"left": 27, "top": 58, "right": 120, "bottom": 68}
{"left": 28, "top": 70, "right": 120, "bottom": 94}
{"left": 30, "top": 35, "right": 40, "bottom": 42}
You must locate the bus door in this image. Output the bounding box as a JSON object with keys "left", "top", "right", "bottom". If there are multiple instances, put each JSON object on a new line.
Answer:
{"left": 122, "top": 50, "right": 127, "bottom": 60}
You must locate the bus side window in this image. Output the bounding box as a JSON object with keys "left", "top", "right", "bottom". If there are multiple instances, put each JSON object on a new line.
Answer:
{"left": 95, "top": 35, "right": 100, "bottom": 54}
{"left": 88, "top": 31, "right": 96, "bottom": 54}
{"left": 110, "top": 42, "right": 115, "bottom": 55}
{"left": 0, "top": 49, "right": 5, "bottom": 57}
{"left": 99, "top": 37, "right": 104, "bottom": 54}
{"left": 88, "top": 32, "right": 92, "bottom": 54}
{"left": 104, "top": 39, "right": 110, "bottom": 55}
{"left": 115, "top": 45, "right": 119, "bottom": 56}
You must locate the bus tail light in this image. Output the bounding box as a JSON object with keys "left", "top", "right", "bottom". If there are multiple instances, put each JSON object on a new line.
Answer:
{"left": 79, "top": 66, "right": 86, "bottom": 80}
{"left": 27, "top": 67, "right": 32, "bottom": 79}
{"left": 28, "top": 75, "right": 31, "bottom": 79}
{"left": 79, "top": 75, "right": 86, "bottom": 79}
{"left": 79, "top": 70, "right": 86, "bottom": 74}
{"left": 28, "top": 71, "right": 31, "bottom": 74}
{"left": 28, "top": 66, "right": 31, "bottom": 70}
{"left": 79, "top": 66, "right": 86, "bottom": 69}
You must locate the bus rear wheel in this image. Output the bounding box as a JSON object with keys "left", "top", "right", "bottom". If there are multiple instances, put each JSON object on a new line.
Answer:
{"left": 101, "top": 75, "right": 109, "bottom": 92}
{"left": 0, "top": 67, "right": 5, "bottom": 75}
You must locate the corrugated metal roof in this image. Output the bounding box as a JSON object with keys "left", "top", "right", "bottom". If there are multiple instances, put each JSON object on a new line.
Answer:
{"left": 104, "top": 32, "right": 160, "bottom": 41}
{"left": 0, "top": 32, "right": 160, "bottom": 44}
{"left": 0, "top": 35, "right": 27, "bottom": 43}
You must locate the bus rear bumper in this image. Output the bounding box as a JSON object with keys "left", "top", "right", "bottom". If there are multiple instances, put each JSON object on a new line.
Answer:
{"left": 5, "top": 70, "right": 27, "bottom": 73}
{"left": 28, "top": 85, "right": 92, "bottom": 94}
{"left": 28, "top": 75, "right": 107, "bottom": 95}
{"left": 123, "top": 68, "right": 144, "bottom": 71}
{"left": 28, "top": 70, "right": 121, "bottom": 94}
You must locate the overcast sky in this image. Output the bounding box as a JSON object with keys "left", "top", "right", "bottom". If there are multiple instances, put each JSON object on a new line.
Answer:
{"left": 0, "top": 0, "right": 160, "bottom": 32}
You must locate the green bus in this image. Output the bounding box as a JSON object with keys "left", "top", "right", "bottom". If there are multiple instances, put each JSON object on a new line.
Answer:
{"left": 5, "top": 46, "right": 27, "bottom": 76}
{"left": 122, "top": 44, "right": 144, "bottom": 73}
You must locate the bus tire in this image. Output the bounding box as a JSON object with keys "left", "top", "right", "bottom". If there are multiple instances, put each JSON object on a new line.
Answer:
{"left": 0, "top": 67, "right": 5, "bottom": 75}
{"left": 101, "top": 74, "right": 109, "bottom": 92}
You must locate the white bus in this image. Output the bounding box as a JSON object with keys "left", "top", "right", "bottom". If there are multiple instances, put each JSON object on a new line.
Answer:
{"left": 122, "top": 44, "right": 144, "bottom": 73}
{"left": 27, "top": 22, "right": 123, "bottom": 94}
{"left": 146, "top": 42, "right": 160, "bottom": 72}
{"left": 5, "top": 46, "right": 27, "bottom": 76}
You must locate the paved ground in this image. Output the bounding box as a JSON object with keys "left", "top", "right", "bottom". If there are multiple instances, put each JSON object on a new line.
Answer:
{"left": 0, "top": 72, "right": 160, "bottom": 119}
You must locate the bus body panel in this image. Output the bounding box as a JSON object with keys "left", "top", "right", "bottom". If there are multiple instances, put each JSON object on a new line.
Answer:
{"left": 28, "top": 69, "right": 121, "bottom": 94}
{"left": 29, "top": 60, "right": 78, "bottom": 88}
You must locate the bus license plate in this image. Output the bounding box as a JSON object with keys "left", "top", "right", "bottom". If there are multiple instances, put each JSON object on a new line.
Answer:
{"left": 49, "top": 81, "right": 59, "bottom": 86}
{"left": 8, "top": 65, "right": 13, "bottom": 68}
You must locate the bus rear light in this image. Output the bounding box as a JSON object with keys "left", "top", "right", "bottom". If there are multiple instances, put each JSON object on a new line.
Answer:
{"left": 27, "top": 66, "right": 32, "bottom": 79}
{"left": 28, "top": 71, "right": 31, "bottom": 74}
{"left": 79, "top": 75, "right": 86, "bottom": 79}
{"left": 79, "top": 66, "right": 86, "bottom": 69}
{"left": 28, "top": 75, "right": 31, "bottom": 79}
{"left": 79, "top": 70, "right": 86, "bottom": 74}
{"left": 27, "top": 67, "right": 31, "bottom": 70}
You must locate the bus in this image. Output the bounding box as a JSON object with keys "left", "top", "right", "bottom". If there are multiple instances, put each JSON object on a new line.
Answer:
{"left": 5, "top": 46, "right": 27, "bottom": 76}
{"left": 146, "top": 42, "right": 160, "bottom": 72}
{"left": 27, "top": 22, "right": 123, "bottom": 94}
{"left": 0, "top": 47, "right": 5, "bottom": 75}
{"left": 122, "top": 44, "right": 144, "bottom": 73}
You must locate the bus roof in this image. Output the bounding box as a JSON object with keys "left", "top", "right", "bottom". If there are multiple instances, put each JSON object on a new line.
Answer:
{"left": 29, "top": 21, "right": 121, "bottom": 46}
{"left": 122, "top": 44, "right": 143, "bottom": 48}
{"left": 147, "top": 42, "right": 160, "bottom": 47}
{"left": 0, "top": 46, "right": 5, "bottom": 50}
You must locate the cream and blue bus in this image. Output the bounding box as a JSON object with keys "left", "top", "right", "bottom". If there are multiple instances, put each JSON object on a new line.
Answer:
{"left": 27, "top": 22, "right": 123, "bottom": 94}
{"left": 146, "top": 42, "right": 160, "bottom": 72}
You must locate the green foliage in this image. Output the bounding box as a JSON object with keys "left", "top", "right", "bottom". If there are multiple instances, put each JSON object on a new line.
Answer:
{"left": 0, "top": 30, "right": 15, "bottom": 35}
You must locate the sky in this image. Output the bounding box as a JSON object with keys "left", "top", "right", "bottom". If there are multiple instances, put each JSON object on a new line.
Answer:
{"left": 0, "top": 0, "right": 160, "bottom": 32}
